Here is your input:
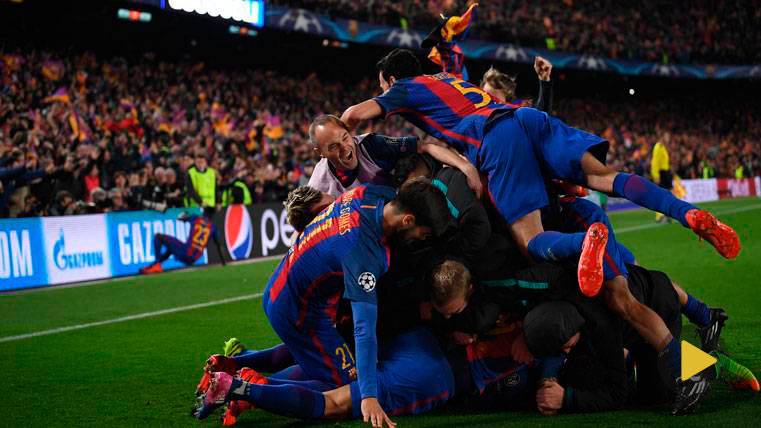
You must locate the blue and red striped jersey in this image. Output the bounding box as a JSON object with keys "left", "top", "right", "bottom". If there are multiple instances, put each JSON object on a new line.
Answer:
{"left": 184, "top": 215, "right": 216, "bottom": 261}
{"left": 264, "top": 184, "right": 395, "bottom": 322}
{"left": 373, "top": 72, "right": 516, "bottom": 164}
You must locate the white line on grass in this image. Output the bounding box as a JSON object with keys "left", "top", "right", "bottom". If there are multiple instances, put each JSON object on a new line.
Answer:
{"left": 3, "top": 202, "right": 759, "bottom": 344}
{"left": 0, "top": 292, "right": 263, "bottom": 344}
{"left": 4, "top": 254, "right": 284, "bottom": 296}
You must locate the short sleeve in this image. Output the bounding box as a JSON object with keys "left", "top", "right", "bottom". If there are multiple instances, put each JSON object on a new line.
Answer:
{"left": 342, "top": 235, "right": 389, "bottom": 304}
{"left": 361, "top": 133, "right": 418, "bottom": 172}
{"left": 373, "top": 82, "right": 410, "bottom": 117}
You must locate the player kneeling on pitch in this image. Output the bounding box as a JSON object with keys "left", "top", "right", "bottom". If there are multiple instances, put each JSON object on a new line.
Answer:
{"left": 194, "top": 179, "right": 452, "bottom": 427}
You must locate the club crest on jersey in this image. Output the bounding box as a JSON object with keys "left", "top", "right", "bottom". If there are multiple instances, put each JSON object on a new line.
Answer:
{"left": 225, "top": 205, "right": 253, "bottom": 260}
{"left": 358, "top": 272, "right": 376, "bottom": 292}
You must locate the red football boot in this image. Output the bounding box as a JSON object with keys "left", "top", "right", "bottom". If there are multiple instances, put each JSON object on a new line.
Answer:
{"left": 686, "top": 209, "right": 741, "bottom": 259}
{"left": 140, "top": 263, "right": 164, "bottom": 275}
{"left": 196, "top": 355, "right": 238, "bottom": 396}
{"left": 577, "top": 222, "right": 608, "bottom": 297}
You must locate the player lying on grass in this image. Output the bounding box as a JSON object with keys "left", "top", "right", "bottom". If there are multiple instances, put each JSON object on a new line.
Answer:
{"left": 524, "top": 295, "right": 758, "bottom": 415}
{"left": 195, "top": 180, "right": 451, "bottom": 426}
{"left": 307, "top": 114, "right": 481, "bottom": 198}
{"left": 140, "top": 206, "right": 224, "bottom": 274}
{"left": 431, "top": 259, "right": 759, "bottom": 415}
{"left": 341, "top": 48, "right": 740, "bottom": 298}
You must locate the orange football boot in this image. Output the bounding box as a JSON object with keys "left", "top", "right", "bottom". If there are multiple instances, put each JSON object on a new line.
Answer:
{"left": 577, "top": 222, "right": 608, "bottom": 297}
{"left": 686, "top": 209, "right": 741, "bottom": 259}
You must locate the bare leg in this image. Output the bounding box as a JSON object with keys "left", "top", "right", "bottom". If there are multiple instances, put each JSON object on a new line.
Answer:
{"left": 580, "top": 152, "right": 618, "bottom": 192}
{"left": 671, "top": 281, "right": 689, "bottom": 306}
{"left": 509, "top": 209, "right": 545, "bottom": 259}
{"left": 323, "top": 384, "right": 353, "bottom": 419}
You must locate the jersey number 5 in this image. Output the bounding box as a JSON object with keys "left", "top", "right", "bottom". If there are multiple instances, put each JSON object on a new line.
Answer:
{"left": 450, "top": 78, "right": 492, "bottom": 109}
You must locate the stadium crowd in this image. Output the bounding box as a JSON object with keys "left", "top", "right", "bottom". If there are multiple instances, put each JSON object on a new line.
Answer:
{"left": 272, "top": 0, "right": 761, "bottom": 65}
{"left": 1, "top": 50, "right": 759, "bottom": 218}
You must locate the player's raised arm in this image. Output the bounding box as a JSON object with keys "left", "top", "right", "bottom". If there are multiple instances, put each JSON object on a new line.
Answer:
{"left": 341, "top": 100, "right": 383, "bottom": 132}
{"left": 533, "top": 56, "right": 554, "bottom": 112}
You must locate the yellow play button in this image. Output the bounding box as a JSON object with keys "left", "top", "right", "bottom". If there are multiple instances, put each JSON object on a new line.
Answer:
{"left": 682, "top": 340, "right": 717, "bottom": 380}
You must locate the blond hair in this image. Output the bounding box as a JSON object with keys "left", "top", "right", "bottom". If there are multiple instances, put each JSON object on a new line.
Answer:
{"left": 430, "top": 260, "right": 472, "bottom": 308}
{"left": 481, "top": 66, "right": 517, "bottom": 101}
{"left": 284, "top": 186, "right": 324, "bottom": 232}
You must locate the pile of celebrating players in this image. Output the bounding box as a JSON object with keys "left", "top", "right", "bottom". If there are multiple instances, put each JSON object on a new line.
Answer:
{"left": 191, "top": 10, "right": 758, "bottom": 424}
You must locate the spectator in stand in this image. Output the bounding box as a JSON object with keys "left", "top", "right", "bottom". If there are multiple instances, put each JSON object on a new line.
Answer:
{"left": 0, "top": 48, "right": 758, "bottom": 218}
{"left": 271, "top": 0, "right": 761, "bottom": 64}
{"left": 185, "top": 150, "right": 217, "bottom": 208}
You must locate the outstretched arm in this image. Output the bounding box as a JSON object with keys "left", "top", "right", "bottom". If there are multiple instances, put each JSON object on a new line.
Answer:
{"left": 351, "top": 300, "right": 395, "bottom": 427}
{"left": 341, "top": 100, "right": 383, "bottom": 132}
{"left": 534, "top": 56, "right": 554, "bottom": 112}
{"left": 421, "top": 143, "right": 482, "bottom": 198}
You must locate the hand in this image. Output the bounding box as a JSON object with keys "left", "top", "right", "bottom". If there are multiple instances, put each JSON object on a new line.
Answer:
{"left": 536, "top": 380, "right": 564, "bottom": 415}
{"left": 453, "top": 331, "right": 477, "bottom": 345}
{"left": 462, "top": 163, "right": 483, "bottom": 199}
{"left": 534, "top": 56, "right": 553, "bottom": 82}
{"left": 361, "top": 397, "right": 396, "bottom": 428}
{"left": 510, "top": 332, "right": 534, "bottom": 364}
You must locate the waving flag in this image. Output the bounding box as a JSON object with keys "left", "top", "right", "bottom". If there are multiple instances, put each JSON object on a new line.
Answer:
{"left": 1, "top": 54, "right": 24, "bottom": 71}
{"left": 120, "top": 98, "right": 139, "bottom": 120}
{"left": 41, "top": 59, "right": 65, "bottom": 81}
{"left": 43, "top": 87, "right": 70, "bottom": 104}
{"left": 68, "top": 108, "right": 92, "bottom": 143}
{"left": 425, "top": 3, "right": 478, "bottom": 80}
{"left": 211, "top": 102, "right": 235, "bottom": 137}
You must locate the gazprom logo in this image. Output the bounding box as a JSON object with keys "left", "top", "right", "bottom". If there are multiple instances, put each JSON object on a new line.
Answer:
{"left": 52, "top": 229, "right": 104, "bottom": 271}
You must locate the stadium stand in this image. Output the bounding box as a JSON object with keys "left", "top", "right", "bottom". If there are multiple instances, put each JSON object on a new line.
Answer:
{"left": 1, "top": 48, "right": 759, "bottom": 218}
{"left": 272, "top": 0, "right": 761, "bottom": 64}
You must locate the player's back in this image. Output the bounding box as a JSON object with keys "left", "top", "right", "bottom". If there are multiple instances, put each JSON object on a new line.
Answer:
{"left": 374, "top": 72, "right": 514, "bottom": 161}
{"left": 263, "top": 185, "right": 394, "bottom": 321}
{"left": 185, "top": 215, "right": 215, "bottom": 260}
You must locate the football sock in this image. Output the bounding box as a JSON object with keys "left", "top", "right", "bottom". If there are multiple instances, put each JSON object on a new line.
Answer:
{"left": 527, "top": 231, "right": 585, "bottom": 261}
{"left": 612, "top": 173, "right": 696, "bottom": 228}
{"left": 657, "top": 337, "right": 681, "bottom": 387}
{"left": 229, "top": 379, "right": 326, "bottom": 419}
{"left": 262, "top": 377, "right": 334, "bottom": 392}
{"left": 683, "top": 294, "right": 711, "bottom": 327}
{"left": 153, "top": 236, "right": 172, "bottom": 263}
{"left": 232, "top": 343, "right": 295, "bottom": 373}
{"left": 270, "top": 365, "right": 308, "bottom": 381}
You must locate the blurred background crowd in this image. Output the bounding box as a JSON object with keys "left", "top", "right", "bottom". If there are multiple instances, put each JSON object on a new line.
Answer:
{"left": 273, "top": 0, "right": 761, "bottom": 65}
{"left": 2, "top": 49, "right": 758, "bottom": 218}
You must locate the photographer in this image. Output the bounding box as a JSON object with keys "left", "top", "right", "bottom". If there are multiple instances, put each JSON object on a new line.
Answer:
{"left": 138, "top": 167, "right": 168, "bottom": 212}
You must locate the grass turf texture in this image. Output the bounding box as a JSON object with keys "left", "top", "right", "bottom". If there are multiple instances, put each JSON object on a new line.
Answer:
{"left": 2, "top": 197, "right": 761, "bottom": 427}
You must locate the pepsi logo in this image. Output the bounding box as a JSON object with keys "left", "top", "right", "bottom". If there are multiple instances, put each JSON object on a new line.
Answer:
{"left": 225, "top": 205, "right": 254, "bottom": 260}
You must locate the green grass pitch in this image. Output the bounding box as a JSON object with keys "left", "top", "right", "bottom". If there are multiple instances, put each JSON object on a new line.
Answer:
{"left": 2, "top": 197, "right": 761, "bottom": 427}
